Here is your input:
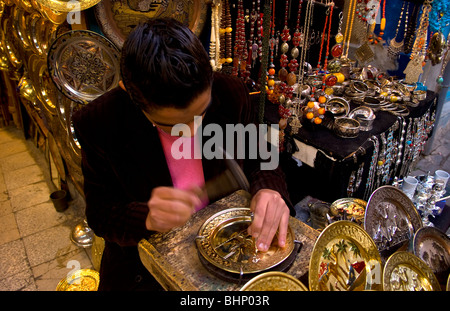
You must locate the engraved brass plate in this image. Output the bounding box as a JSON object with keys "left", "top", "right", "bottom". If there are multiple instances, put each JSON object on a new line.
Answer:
{"left": 48, "top": 30, "right": 121, "bottom": 104}
{"left": 309, "top": 220, "right": 382, "bottom": 291}
{"left": 364, "top": 186, "right": 422, "bottom": 252}
{"left": 241, "top": 271, "right": 308, "bottom": 291}
{"left": 94, "top": 0, "right": 207, "bottom": 49}
{"left": 56, "top": 269, "right": 99, "bottom": 291}
{"left": 383, "top": 251, "right": 440, "bottom": 291}
{"left": 196, "top": 208, "right": 295, "bottom": 274}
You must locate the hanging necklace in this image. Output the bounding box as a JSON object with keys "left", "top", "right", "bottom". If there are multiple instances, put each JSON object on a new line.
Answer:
{"left": 289, "top": 0, "right": 315, "bottom": 134}
{"left": 219, "top": 0, "right": 233, "bottom": 68}
{"left": 404, "top": 0, "right": 432, "bottom": 84}
{"left": 209, "top": 0, "right": 221, "bottom": 71}
{"left": 342, "top": 0, "right": 357, "bottom": 60}
{"left": 279, "top": 0, "right": 291, "bottom": 82}
{"left": 387, "top": 1, "right": 408, "bottom": 60}
{"left": 436, "top": 32, "right": 450, "bottom": 85}
{"left": 316, "top": 7, "right": 331, "bottom": 72}
{"left": 232, "top": 0, "right": 246, "bottom": 76}
{"left": 286, "top": 0, "right": 303, "bottom": 86}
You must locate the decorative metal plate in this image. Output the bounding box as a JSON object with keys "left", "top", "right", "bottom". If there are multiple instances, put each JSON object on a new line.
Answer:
{"left": 34, "top": 0, "right": 101, "bottom": 13}
{"left": 364, "top": 186, "right": 423, "bottom": 252}
{"left": 383, "top": 251, "right": 441, "bottom": 291}
{"left": 2, "top": 14, "right": 22, "bottom": 68}
{"left": 94, "top": 0, "right": 207, "bottom": 49}
{"left": 56, "top": 269, "right": 99, "bottom": 291}
{"left": 413, "top": 226, "right": 450, "bottom": 276}
{"left": 196, "top": 208, "right": 295, "bottom": 275}
{"left": 309, "top": 220, "right": 382, "bottom": 291}
{"left": 240, "top": 271, "right": 308, "bottom": 291}
{"left": 29, "top": 53, "right": 58, "bottom": 115}
{"left": 12, "top": 6, "right": 31, "bottom": 50}
{"left": 329, "top": 198, "right": 366, "bottom": 224}
{"left": 47, "top": 30, "right": 121, "bottom": 104}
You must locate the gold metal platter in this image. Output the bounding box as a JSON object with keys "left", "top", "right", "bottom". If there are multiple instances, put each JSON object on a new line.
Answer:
{"left": 196, "top": 208, "right": 295, "bottom": 275}
{"left": 56, "top": 269, "right": 99, "bottom": 291}
{"left": 330, "top": 198, "right": 366, "bottom": 225}
{"left": 12, "top": 6, "right": 31, "bottom": 50}
{"left": 364, "top": 186, "right": 422, "bottom": 252}
{"left": 413, "top": 226, "right": 450, "bottom": 277}
{"left": 94, "top": 0, "right": 207, "bottom": 49}
{"left": 47, "top": 30, "right": 121, "bottom": 104}
{"left": 34, "top": 0, "right": 101, "bottom": 13}
{"left": 2, "top": 14, "right": 22, "bottom": 69}
{"left": 309, "top": 220, "right": 382, "bottom": 291}
{"left": 29, "top": 53, "right": 58, "bottom": 115}
{"left": 383, "top": 251, "right": 441, "bottom": 291}
{"left": 240, "top": 271, "right": 308, "bottom": 291}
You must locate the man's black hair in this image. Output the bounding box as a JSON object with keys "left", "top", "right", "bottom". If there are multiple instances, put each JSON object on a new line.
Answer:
{"left": 120, "top": 17, "right": 213, "bottom": 112}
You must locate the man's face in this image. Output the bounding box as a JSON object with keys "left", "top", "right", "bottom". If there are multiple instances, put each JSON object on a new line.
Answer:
{"left": 142, "top": 88, "right": 212, "bottom": 136}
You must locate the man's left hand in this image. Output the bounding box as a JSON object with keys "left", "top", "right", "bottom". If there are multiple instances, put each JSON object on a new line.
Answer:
{"left": 247, "top": 189, "right": 290, "bottom": 252}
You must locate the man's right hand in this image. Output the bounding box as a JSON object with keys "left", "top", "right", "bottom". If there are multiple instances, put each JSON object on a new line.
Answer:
{"left": 145, "top": 186, "right": 201, "bottom": 232}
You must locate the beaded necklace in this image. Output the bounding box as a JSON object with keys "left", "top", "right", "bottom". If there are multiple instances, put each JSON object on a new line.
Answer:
{"left": 404, "top": 0, "right": 432, "bottom": 84}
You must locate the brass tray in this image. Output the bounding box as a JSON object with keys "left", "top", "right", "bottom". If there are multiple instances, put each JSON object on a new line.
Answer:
{"left": 413, "top": 226, "right": 450, "bottom": 276}
{"left": 195, "top": 208, "right": 295, "bottom": 275}
{"left": 34, "top": 0, "right": 101, "bottom": 13}
{"left": 47, "top": 30, "right": 121, "bottom": 104}
{"left": 56, "top": 269, "right": 99, "bottom": 291}
{"left": 94, "top": 0, "right": 207, "bottom": 49}
{"left": 383, "top": 251, "right": 441, "bottom": 291}
{"left": 309, "top": 220, "right": 382, "bottom": 291}
{"left": 240, "top": 271, "right": 308, "bottom": 291}
{"left": 364, "top": 186, "right": 422, "bottom": 252}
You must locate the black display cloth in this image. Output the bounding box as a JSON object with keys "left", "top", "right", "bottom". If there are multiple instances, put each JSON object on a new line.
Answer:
{"left": 258, "top": 91, "right": 438, "bottom": 203}
{"left": 293, "top": 91, "right": 437, "bottom": 160}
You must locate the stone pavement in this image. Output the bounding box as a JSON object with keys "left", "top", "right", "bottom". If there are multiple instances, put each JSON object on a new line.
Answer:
{"left": 0, "top": 126, "right": 93, "bottom": 291}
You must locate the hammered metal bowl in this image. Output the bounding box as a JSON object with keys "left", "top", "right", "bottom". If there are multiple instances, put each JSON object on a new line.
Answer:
{"left": 333, "top": 117, "right": 360, "bottom": 138}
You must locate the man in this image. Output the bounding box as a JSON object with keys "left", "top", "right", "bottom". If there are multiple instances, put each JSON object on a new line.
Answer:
{"left": 73, "top": 18, "right": 293, "bottom": 290}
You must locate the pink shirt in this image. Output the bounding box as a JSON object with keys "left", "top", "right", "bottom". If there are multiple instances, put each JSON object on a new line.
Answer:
{"left": 157, "top": 128, "right": 208, "bottom": 211}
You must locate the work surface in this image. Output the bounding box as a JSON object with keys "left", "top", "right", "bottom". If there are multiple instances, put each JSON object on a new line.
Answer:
{"left": 138, "top": 190, "right": 320, "bottom": 291}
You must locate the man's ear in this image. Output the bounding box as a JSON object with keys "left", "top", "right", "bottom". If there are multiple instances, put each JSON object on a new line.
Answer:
{"left": 119, "top": 80, "right": 126, "bottom": 91}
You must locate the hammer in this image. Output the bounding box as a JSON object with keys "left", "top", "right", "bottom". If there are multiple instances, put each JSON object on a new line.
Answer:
{"left": 203, "top": 147, "right": 250, "bottom": 202}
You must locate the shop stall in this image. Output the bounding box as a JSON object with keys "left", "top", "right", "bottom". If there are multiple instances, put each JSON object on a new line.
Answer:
{"left": 0, "top": 0, "right": 449, "bottom": 292}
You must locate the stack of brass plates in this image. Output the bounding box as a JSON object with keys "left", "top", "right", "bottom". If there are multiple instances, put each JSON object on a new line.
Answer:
{"left": 364, "top": 186, "right": 422, "bottom": 253}
{"left": 240, "top": 271, "right": 308, "bottom": 291}
{"left": 383, "top": 251, "right": 441, "bottom": 291}
{"left": 309, "top": 220, "right": 382, "bottom": 291}
{"left": 56, "top": 269, "right": 99, "bottom": 291}
{"left": 195, "top": 208, "right": 295, "bottom": 275}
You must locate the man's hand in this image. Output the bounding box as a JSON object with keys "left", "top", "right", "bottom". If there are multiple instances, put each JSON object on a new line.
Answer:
{"left": 247, "top": 189, "right": 290, "bottom": 252}
{"left": 146, "top": 186, "right": 201, "bottom": 232}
